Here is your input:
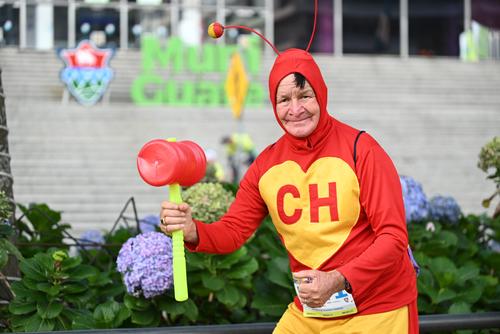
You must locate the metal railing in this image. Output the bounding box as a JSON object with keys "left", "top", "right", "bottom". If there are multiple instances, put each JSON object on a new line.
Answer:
{"left": 19, "top": 312, "right": 500, "bottom": 334}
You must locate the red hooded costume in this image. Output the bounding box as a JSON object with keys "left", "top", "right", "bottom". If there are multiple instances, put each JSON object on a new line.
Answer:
{"left": 187, "top": 49, "right": 418, "bottom": 333}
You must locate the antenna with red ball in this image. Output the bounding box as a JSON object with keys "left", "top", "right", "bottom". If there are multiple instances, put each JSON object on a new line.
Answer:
{"left": 207, "top": 0, "right": 318, "bottom": 53}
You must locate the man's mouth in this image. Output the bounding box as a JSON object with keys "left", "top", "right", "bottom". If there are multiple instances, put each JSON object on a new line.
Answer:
{"left": 285, "top": 117, "right": 310, "bottom": 123}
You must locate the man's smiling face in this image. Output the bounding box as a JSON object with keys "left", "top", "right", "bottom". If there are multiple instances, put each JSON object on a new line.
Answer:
{"left": 275, "top": 73, "right": 320, "bottom": 138}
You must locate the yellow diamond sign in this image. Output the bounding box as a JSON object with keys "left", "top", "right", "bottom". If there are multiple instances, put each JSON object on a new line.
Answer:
{"left": 225, "top": 53, "right": 249, "bottom": 119}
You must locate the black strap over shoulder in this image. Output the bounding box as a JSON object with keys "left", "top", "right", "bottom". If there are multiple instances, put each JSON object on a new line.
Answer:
{"left": 353, "top": 130, "right": 366, "bottom": 169}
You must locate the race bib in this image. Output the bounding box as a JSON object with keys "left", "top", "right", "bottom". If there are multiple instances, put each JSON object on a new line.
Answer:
{"left": 293, "top": 278, "right": 358, "bottom": 318}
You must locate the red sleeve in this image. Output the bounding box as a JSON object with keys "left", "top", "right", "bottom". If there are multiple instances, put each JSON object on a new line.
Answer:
{"left": 336, "top": 135, "right": 408, "bottom": 296}
{"left": 186, "top": 161, "right": 268, "bottom": 254}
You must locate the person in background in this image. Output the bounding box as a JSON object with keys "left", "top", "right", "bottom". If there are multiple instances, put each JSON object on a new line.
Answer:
{"left": 221, "top": 133, "right": 257, "bottom": 183}
{"left": 203, "top": 148, "right": 225, "bottom": 182}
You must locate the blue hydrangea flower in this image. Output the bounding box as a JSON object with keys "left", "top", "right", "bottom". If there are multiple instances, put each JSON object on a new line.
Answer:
{"left": 429, "top": 195, "right": 461, "bottom": 224}
{"left": 400, "top": 175, "right": 430, "bottom": 223}
{"left": 79, "top": 229, "right": 105, "bottom": 250}
{"left": 116, "top": 232, "right": 173, "bottom": 299}
{"left": 139, "top": 214, "right": 160, "bottom": 234}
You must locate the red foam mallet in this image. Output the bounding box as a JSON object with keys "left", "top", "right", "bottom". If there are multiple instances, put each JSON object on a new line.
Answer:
{"left": 137, "top": 138, "right": 207, "bottom": 301}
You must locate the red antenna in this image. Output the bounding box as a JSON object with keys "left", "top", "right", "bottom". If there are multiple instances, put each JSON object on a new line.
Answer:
{"left": 207, "top": 0, "right": 319, "bottom": 54}
{"left": 306, "top": 0, "right": 318, "bottom": 52}
{"left": 208, "top": 22, "right": 280, "bottom": 55}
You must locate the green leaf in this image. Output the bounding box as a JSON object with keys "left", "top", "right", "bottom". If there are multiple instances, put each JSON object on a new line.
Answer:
{"left": 428, "top": 257, "right": 457, "bottom": 288}
{"left": 24, "top": 313, "right": 55, "bottom": 332}
{"left": 37, "top": 300, "right": 63, "bottom": 319}
{"left": 226, "top": 257, "right": 258, "bottom": 279}
{"left": 19, "top": 258, "right": 47, "bottom": 280}
{"left": 216, "top": 284, "right": 240, "bottom": 306}
{"left": 438, "top": 230, "right": 459, "bottom": 247}
{"left": 181, "top": 299, "right": 198, "bottom": 322}
{"left": 10, "top": 281, "right": 33, "bottom": 299}
{"left": 455, "top": 264, "right": 480, "bottom": 286}
{"left": 0, "top": 239, "right": 23, "bottom": 260}
{"left": 448, "top": 301, "right": 471, "bottom": 314}
{"left": 33, "top": 252, "right": 56, "bottom": 273}
{"left": 8, "top": 299, "right": 37, "bottom": 315}
{"left": 131, "top": 308, "right": 157, "bottom": 326}
{"left": 0, "top": 223, "right": 14, "bottom": 237}
{"left": 186, "top": 252, "right": 208, "bottom": 270}
{"left": 36, "top": 282, "right": 60, "bottom": 296}
{"left": 201, "top": 272, "right": 225, "bottom": 291}
{"left": 68, "top": 264, "right": 99, "bottom": 280}
{"left": 266, "top": 257, "right": 292, "bottom": 289}
{"left": 94, "top": 300, "right": 120, "bottom": 324}
{"left": 459, "top": 283, "right": 483, "bottom": 304}
{"left": 251, "top": 292, "right": 288, "bottom": 317}
{"left": 113, "top": 304, "right": 131, "bottom": 328}
{"left": 124, "top": 294, "right": 151, "bottom": 311}
{"left": 158, "top": 298, "right": 185, "bottom": 317}
{"left": 71, "top": 312, "right": 96, "bottom": 330}
{"left": 434, "top": 288, "right": 457, "bottom": 304}
{"left": 62, "top": 282, "right": 88, "bottom": 294}
{"left": 217, "top": 247, "right": 248, "bottom": 269}
{"left": 60, "top": 256, "right": 82, "bottom": 271}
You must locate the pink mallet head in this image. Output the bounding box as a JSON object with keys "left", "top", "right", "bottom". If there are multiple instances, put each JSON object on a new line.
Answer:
{"left": 137, "top": 140, "right": 207, "bottom": 187}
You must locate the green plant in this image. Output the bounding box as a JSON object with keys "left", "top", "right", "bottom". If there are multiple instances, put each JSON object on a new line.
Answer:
{"left": 182, "top": 182, "right": 259, "bottom": 323}
{"left": 409, "top": 214, "right": 499, "bottom": 316}
{"left": 0, "top": 222, "right": 22, "bottom": 274}
{"left": 7, "top": 249, "right": 122, "bottom": 331}
{"left": 186, "top": 246, "right": 259, "bottom": 324}
{"left": 14, "top": 203, "right": 71, "bottom": 258}
{"left": 247, "top": 216, "right": 295, "bottom": 319}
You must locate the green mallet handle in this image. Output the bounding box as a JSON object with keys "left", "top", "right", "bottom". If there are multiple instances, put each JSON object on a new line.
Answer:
{"left": 170, "top": 183, "right": 188, "bottom": 301}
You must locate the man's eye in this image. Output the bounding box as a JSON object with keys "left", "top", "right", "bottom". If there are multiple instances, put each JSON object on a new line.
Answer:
{"left": 279, "top": 97, "right": 289, "bottom": 103}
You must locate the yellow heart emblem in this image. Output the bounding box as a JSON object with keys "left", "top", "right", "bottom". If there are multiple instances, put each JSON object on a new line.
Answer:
{"left": 258, "top": 157, "right": 360, "bottom": 269}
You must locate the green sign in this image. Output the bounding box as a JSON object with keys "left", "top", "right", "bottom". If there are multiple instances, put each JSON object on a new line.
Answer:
{"left": 131, "top": 36, "right": 265, "bottom": 106}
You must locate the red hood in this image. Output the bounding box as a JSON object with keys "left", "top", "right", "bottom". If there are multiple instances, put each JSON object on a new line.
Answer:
{"left": 268, "top": 49, "right": 332, "bottom": 151}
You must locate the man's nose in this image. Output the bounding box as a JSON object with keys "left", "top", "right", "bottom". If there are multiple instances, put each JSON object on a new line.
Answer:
{"left": 290, "top": 98, "right": 302, "bottom": 113}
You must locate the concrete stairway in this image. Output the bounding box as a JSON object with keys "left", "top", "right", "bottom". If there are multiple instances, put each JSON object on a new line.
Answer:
{"left": 1, "top": 47, "right": 499, "bottom": 235}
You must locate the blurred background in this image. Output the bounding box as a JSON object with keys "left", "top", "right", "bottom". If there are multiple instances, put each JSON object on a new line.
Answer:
{"left": 0, "top": 0, "right": 499, "bottom": 235}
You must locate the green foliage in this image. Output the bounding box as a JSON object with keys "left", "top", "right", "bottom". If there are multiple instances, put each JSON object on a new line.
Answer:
{"left": 0, "top": 223, "right": 22, "bottom": 272}
{"left": 409, "top": 214, "right": 500, "bottom": 315}
{"left": 3, "top": 196, "right": 500, "bottom": 332}
{"left": 15, "top": 203, "right": 71, "bottom": 258}
{"left": 247, "top": 217, "right": 294, "bottom": 319}
{"left": 186, "top": 246, "right": 259, "bottom": 324}
{"left": 7, "top": 248, "right": 125, "bottom": 331}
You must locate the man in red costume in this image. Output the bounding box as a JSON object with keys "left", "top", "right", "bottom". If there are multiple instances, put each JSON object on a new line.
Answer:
{"left": 160, "top": 48, "right": 419, "bottom": 333}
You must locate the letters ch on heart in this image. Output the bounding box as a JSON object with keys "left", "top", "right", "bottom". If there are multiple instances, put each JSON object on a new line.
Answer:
{"left": 277, "top": 182, "right": 339, "bottom": 224}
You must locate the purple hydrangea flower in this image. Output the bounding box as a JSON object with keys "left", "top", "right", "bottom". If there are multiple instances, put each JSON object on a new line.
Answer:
{"left": 400, "top": 175, "right": 430, "bottom": 223}
{"left": 116, "top": 232, "right": 173, "bottom": 299}
{"left": 79, "top": 229, "right": 105, "bottom": 250}
{"left": 139, "top": 214, "right": 160, "bottom": 233}
{"left": 429, "top": 195, "right": 462, "bottom": 224}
